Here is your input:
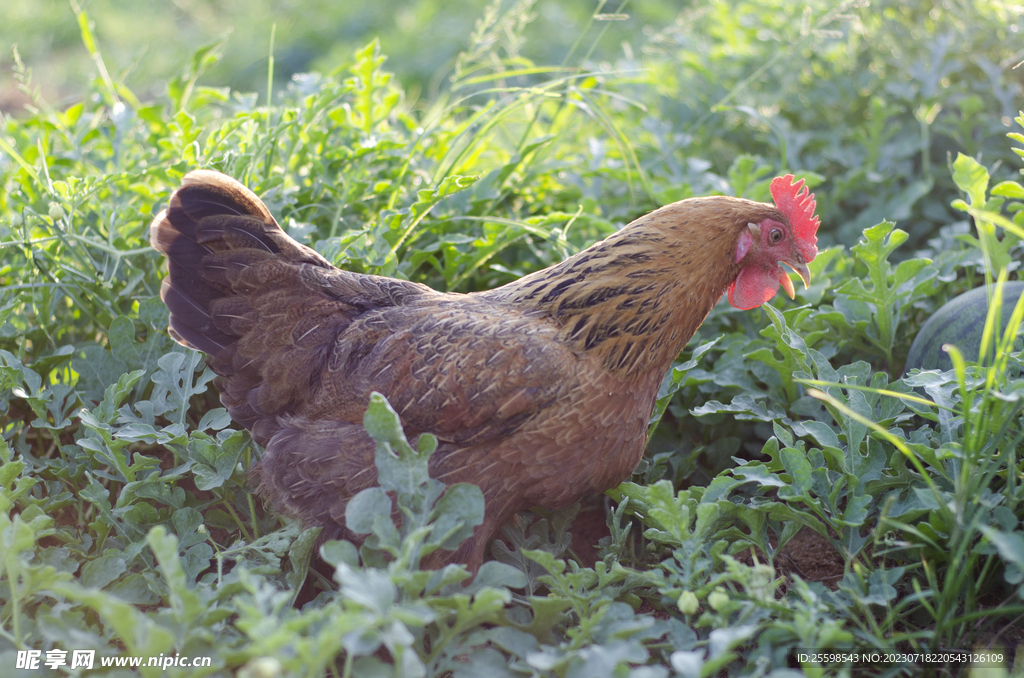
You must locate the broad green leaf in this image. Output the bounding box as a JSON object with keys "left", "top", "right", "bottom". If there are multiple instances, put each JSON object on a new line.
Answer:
{"left": 147, "top": 525, "right": 205, "bottom": 624}
{"left": 346, "top": 487, "right": 393, "bottom": 536}
{"left": 428, "top": 482, "right": 485, "bottom": 550}
{"left": 80, "top": 555, "right": 127, "bottom": 590}
{"left": 991, "top": 180, "right": 1024, "bottom": 199}
{"left": 780, "top": 448, "right": 813, "bottom": 496}
{"left": 952, "top": 152, "right": 989, "bottom": 206}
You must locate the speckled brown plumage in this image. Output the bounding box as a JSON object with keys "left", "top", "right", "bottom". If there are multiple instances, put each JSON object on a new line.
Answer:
{"left": 150, "top": 170, "right": 818, "bottom": 572}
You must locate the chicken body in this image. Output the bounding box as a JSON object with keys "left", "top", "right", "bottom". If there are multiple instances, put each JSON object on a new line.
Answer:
{"left": 150, "top": 170, "right": 819, "bottom": 570}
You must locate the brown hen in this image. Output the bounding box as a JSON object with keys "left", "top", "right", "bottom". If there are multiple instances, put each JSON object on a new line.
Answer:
{"left": 150, "top": 170, "right": 820, "bottom": 571}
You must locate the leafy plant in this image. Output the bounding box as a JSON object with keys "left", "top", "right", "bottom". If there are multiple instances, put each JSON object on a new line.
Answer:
{"left": 3, "top": 1, "right": 1024, "bottom": 676}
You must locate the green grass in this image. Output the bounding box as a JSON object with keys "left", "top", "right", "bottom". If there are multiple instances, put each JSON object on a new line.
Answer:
{"left": 3, "top": 0, "right": 1024, "bottom": 676}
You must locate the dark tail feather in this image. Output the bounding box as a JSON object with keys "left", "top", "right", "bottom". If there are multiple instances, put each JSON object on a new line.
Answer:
{"left": 150, "top": 171, "right": 338, "bottom": 347}
{"left": 150, "top": 171, "right": 297, "bottom": 353}
{"left": 158, "top": 277, "right": 230, "bottom": 353}
{"left": 150, "top": 170, "right": 429, "bottom": 446}
{"left": 149, "top": 170, "right": 343, "bottom": 438}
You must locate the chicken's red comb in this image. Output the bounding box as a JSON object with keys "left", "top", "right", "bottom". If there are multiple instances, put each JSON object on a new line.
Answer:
{"left": 770, "top": 174, "right": 819, "bottom": 260}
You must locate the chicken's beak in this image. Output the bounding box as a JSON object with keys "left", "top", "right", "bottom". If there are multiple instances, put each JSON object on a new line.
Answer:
{"left": 778, "top": 258, "right": 811, "bottom": 299}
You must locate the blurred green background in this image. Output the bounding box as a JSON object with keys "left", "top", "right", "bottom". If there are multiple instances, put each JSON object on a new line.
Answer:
{"left": 2, "top": 0, "right": 1022, "bottom": 250}
{"left": 1, "top": 0, "right": 658, "bottom": 109}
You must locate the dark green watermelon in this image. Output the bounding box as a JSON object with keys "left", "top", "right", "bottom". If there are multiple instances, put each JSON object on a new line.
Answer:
{"left": 904, "top": 281, "right": 1024, "bottom": 373}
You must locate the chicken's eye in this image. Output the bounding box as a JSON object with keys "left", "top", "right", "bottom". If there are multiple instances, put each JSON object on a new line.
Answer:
{"left": 770, "top": 228, "right": 783, "bottom": 243}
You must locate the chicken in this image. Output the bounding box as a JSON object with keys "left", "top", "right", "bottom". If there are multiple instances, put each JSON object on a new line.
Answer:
{"left": 149, "top": 170, "right": 819, "bottom": 571}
